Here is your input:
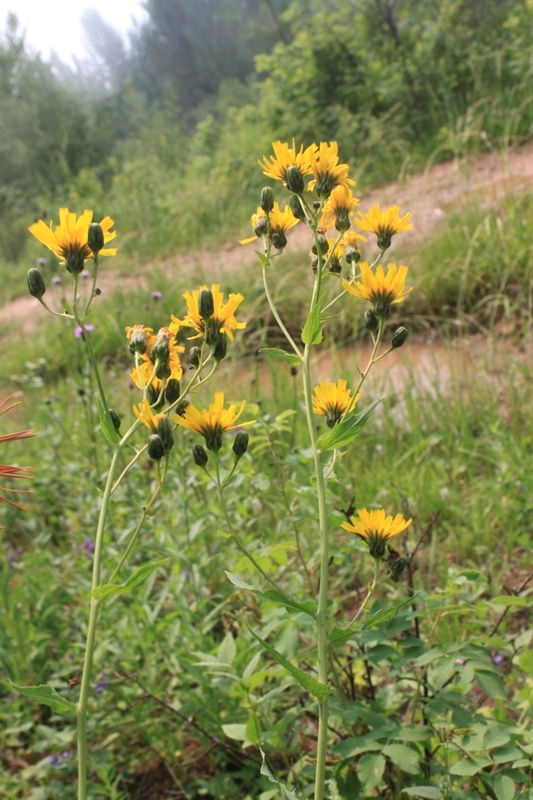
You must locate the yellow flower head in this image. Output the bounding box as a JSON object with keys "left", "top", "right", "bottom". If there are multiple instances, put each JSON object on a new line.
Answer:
{"left": 355, "top": 204, "right": 413, "bottom": 250}
{"left": 174, "top": 392, "right": 253, "bottom": 451}
{"left": 172, "top": 284, "right": 246, "bottom": 345}
{"left": 240, "top": 202, "right": 299, "bottom": 250}
{"left": 342, "top": 262, "right": 412, "bottom": 316}
{"left": 29, "top": 208, "right": 117, "bottom": 274}
{"left": 342, "top": 508, "right": 412, "bottom": 559}
{"left": 130, "top": 326, "right": 184, "bottom": 392}
{"left": 307, "top": 142, "right": 356, "bottom": 197}
{"left": 259, "top": 139, "right": 317, "bottom": 184}
{"left": 320, "top": 185, "right": 359, "bottom": 231}
{"left": 133, "top": 399, "right": 167, "bottom": 433}
{"left": 312, "top": 379, "right": 360, "bottom": 428}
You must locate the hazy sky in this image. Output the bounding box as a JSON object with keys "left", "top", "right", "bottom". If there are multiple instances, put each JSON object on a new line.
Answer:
{"left": 0, "top": 0, "right": 147, "bottom": 65}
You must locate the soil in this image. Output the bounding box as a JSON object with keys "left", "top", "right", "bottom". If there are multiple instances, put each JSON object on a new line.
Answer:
{"left": 1, "top": 143, "right": 532, "bottom": 336}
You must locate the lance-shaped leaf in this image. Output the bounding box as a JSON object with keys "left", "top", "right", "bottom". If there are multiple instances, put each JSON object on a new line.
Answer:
{"left": 317, "top": 397, "right": 382, "bottom": 452}
{"left": 301, "top": 297, "right": 324, "bottom": 346}
{"left": 259, "top": 348, "right": 301, "bottom": 365}
{"left": 9, "top": 683, "right": 76, "bottom": 715}
{"left": 250, "top": 630, "right": 331, "bottom": 698}
{"left": 225, "top": 572, "right": 316, "bottom": 617}
{"left": 92, "top": 558, "right": 169, "bottom": 602}
{"left": 98, "top": 400, "right": 120, "bottom": 445}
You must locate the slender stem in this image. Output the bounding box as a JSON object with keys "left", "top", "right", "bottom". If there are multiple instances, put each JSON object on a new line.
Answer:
{"left": 262, "top": 266, "right": 303, "bottom": 359}
{"left": 344, "top": 560, "right": 380, "bottom": 630}
{"left": 72, "top": 303, "right": 110, "bottom": 419}
{"left": 353, "top": 318, "right": 385, "bottom": 397}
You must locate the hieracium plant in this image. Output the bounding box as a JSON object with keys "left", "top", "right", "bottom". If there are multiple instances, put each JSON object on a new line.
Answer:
{"left": 17, "top": 139, "right": 416, "bottom": 799}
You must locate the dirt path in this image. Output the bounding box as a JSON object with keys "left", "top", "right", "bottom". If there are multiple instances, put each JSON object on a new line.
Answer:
{"left": 2, "top": 143, "right": 532, "bottom": 334}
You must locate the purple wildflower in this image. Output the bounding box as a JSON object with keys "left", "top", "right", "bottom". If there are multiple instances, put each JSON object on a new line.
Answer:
{"left": 80, "top": 270, "right": 91, "bottom": 279}
{"left": 492, "top": 654, "right": 503, "bottom": 665}
{"left": 52, "top": 276, "right": 62, "bottom": 286}
{"left": 94, "top": 673, "right": 108, "bottom": 693}
{"left": 455, "top": 658, "right": 466, "bottom": 665}
{"left": 37, "top": 257, "right": 46, "bottom": 267}
{"left": 74, "top": 324, "right": 94, "bottom": 339}
{"left": 151, "top": 290, "right": 163, "bottom": 300}
{"left": 61, "top": 751, "right": 69, "bottom": 759}
{"left": 83, "top": 538, "right": 95, "bottom": 554}
{"left": 47, "top": 755, "right": 62, "bottom": 766}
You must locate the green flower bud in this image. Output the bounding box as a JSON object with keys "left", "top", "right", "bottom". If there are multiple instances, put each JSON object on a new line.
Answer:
{"left": 88, "top": 222, "right": 105, "bottom": 254}
{"left": 129, "top": 328, "right": 148, "bottom": 355}
{"left": 260, "top": 187, "right": 275, "bottom": 214}
{"left": 311, "top": 235, "right": 329, "bottom": 256}
{"left": 285, "top": 165, "right": 304, "bottom": 194}
{"left": 254, "top": 216, "right": 269, "bottom": 238}
{"left": 189, "top": 346, "right": 201, "bottom": 368}
{"left": 232, "top": 431, "right": 249, "bottom": 460}
{"left": 329, "top": 260, "right": 342, "bottom": 275}
{"left": 66, "top": 251, "right": 86, "bottom": 275}
{"left": 367, "top": 533, "right": 387, "bottom": 560}
{"left": 345, "top": 246, "right": 361, "bottom": 265}
{"left": 192, "top": 444, "right": 208, "bottom": 468}
{"left": 212, "top": 334, "right": 227, "bottom": 363}
{"left": 377, "top": 231, "right": 392, "bottom": 251}
{"left": 27, "top": 268, "right": 46, "bottom": 299}
{"left": 390, "top": 556, "right": 408, "bottom": 577}
{"left": 147, "top": 434, "right": 165, "bottom": 461}
{"left": 391, "top": 326, "right": 409, "bottom": 350}
{"left": 199, "top": 288, "right": 215, "bottom": 320}
{"left": 165, "top": 378, "right": 181, "bottom": 404}
{"left": 109, "top": 408, "right": 121, "bottom": 431}
{"left": 151, "top": 330, "right": 170, "bottom": 363}
{"left": 147, "top": 385, "right": 160, "bottom": 407}
{"left": 363, "top": 308, "right": 379, "bottom": 333}
{"left": 271, "top": 231, "right": 287, "bottom": 251}
{"left": 289, "top": 193, "right": 306, "bottom": 222}
{"left": 175, "top": 399, "right": 190, "bottom": 417}
{"left": 335, "top": 211, "right": 351, "bottom": 233}
{"left": 156, "top": 416, "right": 174, "bottom": 453}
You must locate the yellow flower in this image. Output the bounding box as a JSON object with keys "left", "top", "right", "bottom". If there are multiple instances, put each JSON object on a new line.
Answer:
{"left": 130, "top": 327, "right": 184, "bottom": 392}
{"left": 320, "top": 185, "right": 359, "bottom": 231}
{"left": 341, "top": 508, "right": 412, "bottom": 559}
{"left": 172, "top": 284, "right": 246, "bottom": 344}
{"left": 307, "top": 142, "right": 356, "bottom": 197}
{"left": 29, "top": 208, "right": 117, "bottom": 274}
{"left": 133, "top": 399, "right": 167, "bottom": 432}
{"left": 355, "top": 204, "right": 413, "bottom": 250}
{"left": 312, "top": 379, "right": 360, "bottom": 428}
{"left": 240, "top": 202, "right": 299, "bottom": 250}
{"left": 174, "top": 392, "right": 253, "bottom": 451}
{"left": 342, "top": 262, "right": 412, "bottom": 316}
{"left": 259, "top": 139, "right": 317, "bottom": 184}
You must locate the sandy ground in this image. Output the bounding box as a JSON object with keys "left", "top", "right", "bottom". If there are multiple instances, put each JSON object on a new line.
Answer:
{"left": 1, "top": 143, "right": 532, "bottom": 335}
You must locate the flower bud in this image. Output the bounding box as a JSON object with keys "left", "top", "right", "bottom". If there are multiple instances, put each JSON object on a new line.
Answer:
{"left": 198, "top": 288, "right": 215, "bottom": 320}
{"left": 390, "top": 556, "right": 408, "bottom": 577}
{"left": 147, "top": 434, "right": 165, "bottom": 461}
{"left": 285, "top": 165, "right": 304, "bottom": 194}
{"left": 88, "top": 222, "right": 105, "bottom": 255}
{"left": 108, "top": 408, "right": 121, "bottom": 431}
{"left": 367, "top": 535, "right": 387, "bottom": 560}
{"left": 151, "top": 330, "right": 170, "bottom": 363}
{"left": 189, "top": 346, "right": 201, "bottom": 368}
{"left": 391, "top": 327, "right": 409, "bottom": 349}
{"left": 344, "top": 246, "right": 361, "bottom": 265}
{"left": 289, "top": 194, "right": 306, "bottom": 221}
{"left": 66, "top": 251, "right": 85, "bottom": 275}
{"left": 335, "top": 211, "right": 351, "bottom": 233}
{"left": 27, "top": 268, "right": 46, "bottom": 299}
{"left": 156, "top": 416, "right": 174, "bottom": 453}
{"left": 232, "top": 431, "right": 249, "bottom": 460}
{"left": 192, "top": 444, "right": 208, "bottom": 468}
{"left": 147, "top": 385, "right": 160, "bottom": 407}
{"left": 260, "top": 187, "right": 275, "bottom": 214}
{"left": 212, "top": 334, "right": 227, "bottom": 363}
{"left": 377, "top": 231, "right": 392, "bottom": 251}
{"left": 129, "top": 327, "right": 148, "bottom": 355}
{"left": 311, "top": 235, "right": 329, "bottom": 256}
{"left": 175, "top": 399, "right": 190, "bottom": 417}
{"left": 254, "top": 216, "right": 268, "bottom": 238}
{"left": 165, "top": 378, "right": 181, "bottom": 404}
{"left": 271, "top": 231, "right": 288, "bottom": 251}
{"left": 363, "top": 309, "right": 379, "bottom": 333}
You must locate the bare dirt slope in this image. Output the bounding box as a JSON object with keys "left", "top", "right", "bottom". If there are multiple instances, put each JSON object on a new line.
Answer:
{"left": 2, "top": 144, "right": 532, "bottom": 334}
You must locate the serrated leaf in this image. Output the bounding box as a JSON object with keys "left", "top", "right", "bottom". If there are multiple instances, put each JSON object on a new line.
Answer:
{"left": 92, "top": 558, "right": 169, "bottom": 602}
{"left": 493, "top": 747, "right": 523, "bottom": 764}
{"left": 316, "top": 397, "right": 382, "bottom": 452}
{"left": 329, "top": 626, "right": 353, "bottom": 648}
{"left": 260, "top": 749, "right": 299, "bottom": 800}
{"left": 363, "top": 594, "right": 419, "bottom": 630}
{"left": 475, "top": 669, "right": 507, "bottom": 700}
{"left": 383, "top": 743, "right": 421, "bottom": 775}
{"left": 249, "top": 630, "right": 330, "bottom": 698}
{"left": 301, "top": 300, "right": 324, "bottom": 346}
{"left": 449, "top": 755, "right": 491, "bottom": 776}
{"left": 402, "top": 788, "right": 442, "bottom": 799}
{"left": 259, "top": 348, "right": 301, "bottom": 365}
{"left": 9, "top": 683, "right": 75, "bottom": 715}
{"left": 484, "top": 724, "right": 511, "bottom": 749}
{"left": 357, "top": 753, "right": 385, "bottom": 789}
{"left": 492, "top": 775, "right": 515, "bottom": 800}
{"left": 98, "top": 401, "right": 120, "bottom": 445}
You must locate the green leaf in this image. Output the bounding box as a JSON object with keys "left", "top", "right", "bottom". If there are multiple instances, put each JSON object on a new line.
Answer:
{"left": 222, "top": 723, "right": 248, "bottom": 741}
{"left": 260, "top": 749, "right": 299, "bottom": 800}
{"left": 493, "top": 747, "right": 523, "bottom": 764}
{"left": 357, "top": 753, "right": 385, "bottom": 790}
{"left": 449, "top": 755, "right": 491, "bottom": 776}
{"left": 492, "top": 775, "right": 515, "bottom": 800}
{"left": 333, "top": 737, "right": 383, "bottom": 759}
{"left": 301, "top": 299, "right": 323, "bottom": 346}
{"left": 9, "top": 683, "right": 75, "bottom": 715}
{"left": 329, "top": 626, "right": 353, "bottom": 648}
{"left": 98, "top": 401, "right": 120, "bottom": 445}
{"left": 261, "top": 589, "right": 316, "bottom": 616}
{"left": 254, "top": 250, "right": 270, "bottom": 268}
{"left": 225, "top": 571, "right": 256, "bottom": 591}
{"left": 259, "top": 347, "right": 301, "bottom": 365}
{"left": 249, "top": 630, "right": 331, "bottom": 699}
{"left": 363, "top": 594, "right": 419, "bottom": 630}
{"left": 92, "top": 558, "right": 169, "bottom": 602}
{"left": 383, "top": 743, "right": 421, "bottom": 775}
{"left": 217, "top": 632, "right": 236, "bottom": 665}
{"left": 246, "top": 715, "right": 262, "bottom": 745}
{"left": 402, "top": 788, "right": 442, "bottom": 799}
{"left": 484, "top": 724, "right": 511, "bottom": 749}
{"left": 490, "top": 596, "right": 532, "bottom": 607}
{"left": 475, "top": 669, "right": 507, "bottom": 700}
{"left": 316, "top": 397, "right": 382, "bottom": 452}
